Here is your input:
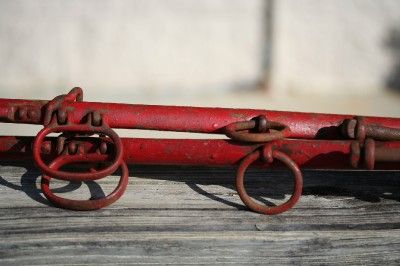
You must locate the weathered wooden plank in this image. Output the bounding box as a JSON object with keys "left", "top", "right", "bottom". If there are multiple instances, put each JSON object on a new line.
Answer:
{"left": 0, "top": 162, "right": 399, "bottom": 265}
{"left": 1, "top": 230, "right": 399, "bottom": 265}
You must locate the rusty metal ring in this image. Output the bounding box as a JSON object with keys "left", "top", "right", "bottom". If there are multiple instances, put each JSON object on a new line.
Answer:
{"left": 224, "top": 119, "right": 290, "bottom": 142}
{"left": 41, "top": 154, "right": 129, "bottom": 211}
{"left": 33, "top": 123, "right": 123, "bottom": 181}
{"left": 236, "top": 149, "right": 303, "bottom": 215}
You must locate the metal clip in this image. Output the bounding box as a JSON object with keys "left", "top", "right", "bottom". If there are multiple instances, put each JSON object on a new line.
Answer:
{"left": 342, "top": 116, "right": 400, "bottom": 142}
{"left": 224, "top": 115, "right": 291, "bottom": 142}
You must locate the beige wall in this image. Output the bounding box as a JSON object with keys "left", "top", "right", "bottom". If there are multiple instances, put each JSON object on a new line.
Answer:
{"left": 270, "top": 0, "right": 400, "bottom": 96}
{"left": 0, "top": 0, "right": 400, "bottom": 99}
{"left": 0, "top": 0, "right": 265, "bottom": 100}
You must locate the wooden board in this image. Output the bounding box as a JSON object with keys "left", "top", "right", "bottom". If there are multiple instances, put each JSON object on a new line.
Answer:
{"left": 0, "top": 162, "right": 399, "bottom": 265}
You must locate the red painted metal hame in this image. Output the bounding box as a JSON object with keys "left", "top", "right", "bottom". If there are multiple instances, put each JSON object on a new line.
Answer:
{"left": 0, "top": 88, "right": 399, "bottom": 214}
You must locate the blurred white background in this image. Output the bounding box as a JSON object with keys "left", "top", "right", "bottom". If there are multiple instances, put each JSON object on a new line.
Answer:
{"left": 0, "top": 0, "right": 399, "bottom": 124}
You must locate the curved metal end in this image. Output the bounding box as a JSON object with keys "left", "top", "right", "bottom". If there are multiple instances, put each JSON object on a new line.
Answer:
{"left": 67, "top": 87, "right": 84, "bottom": 102}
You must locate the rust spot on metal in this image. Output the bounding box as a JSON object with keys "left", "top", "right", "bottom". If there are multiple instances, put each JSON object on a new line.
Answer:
{"left": 231, "top": 113, "right": 247, "bottom": 119}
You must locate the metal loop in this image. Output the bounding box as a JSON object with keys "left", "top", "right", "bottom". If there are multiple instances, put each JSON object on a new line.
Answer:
{"left": 41, "top": 154, "right": 128, "bottom": 211}
{"left": 224, "top": 117, "right": 290, "bottom": 143}
{"left": 235, "top": 148, "right": 303, "bottom": 215}
{"left": 33, "top": 122, "right": 124, "bottom": 181}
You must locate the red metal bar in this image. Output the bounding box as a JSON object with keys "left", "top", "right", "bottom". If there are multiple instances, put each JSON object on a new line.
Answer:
{"left": 0, "top": 136, "right": 399, "bottom": 170}
{"left": 1, "top": 96, "right": 399, "bottom": 140}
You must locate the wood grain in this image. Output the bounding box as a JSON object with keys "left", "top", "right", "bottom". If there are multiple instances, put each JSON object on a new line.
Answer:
{"left": 0, "top": 162, "right": 399, "bottom": 265}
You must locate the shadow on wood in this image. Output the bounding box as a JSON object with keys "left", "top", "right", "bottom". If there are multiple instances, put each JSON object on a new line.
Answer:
{"left": 0, "top": 161, "right": 399, "bottom": 210}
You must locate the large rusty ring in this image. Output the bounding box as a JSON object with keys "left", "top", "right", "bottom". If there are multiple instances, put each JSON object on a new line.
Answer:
{"left": 41, "top": 154, "right": 129, "bottom": 211}
{"left": 236, "top": 149, "right": 303, "bottom": 215}
{"left": 33, "top": 123, "right": 124, "bottom": 181}
{"left": 224, "top": 119, "right": 290, "bottom": 142}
